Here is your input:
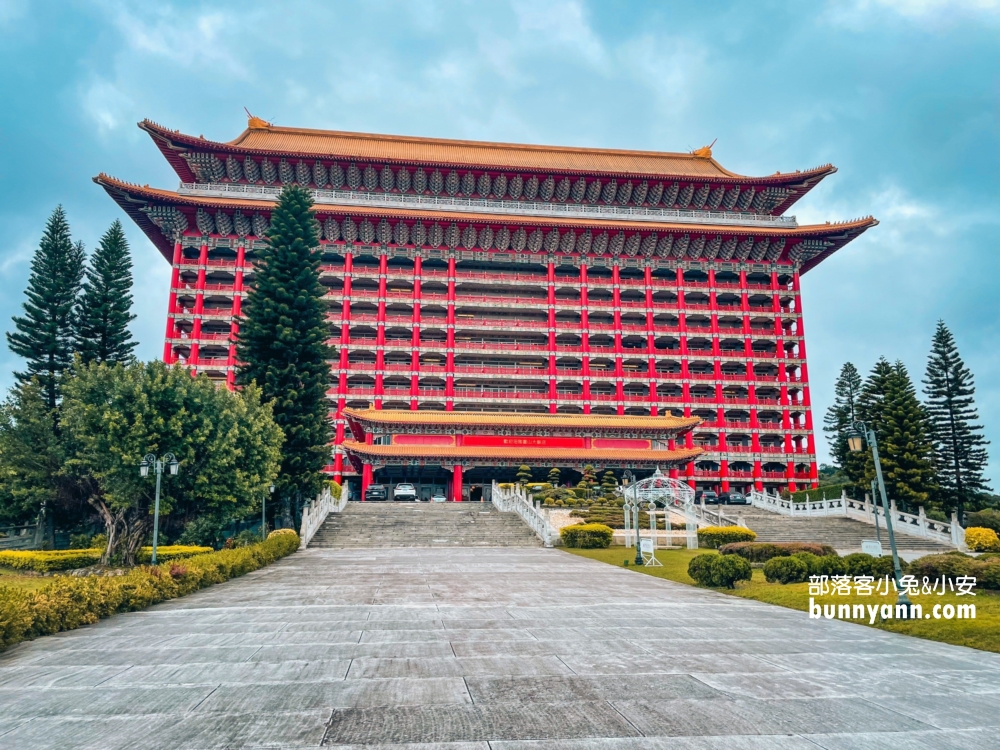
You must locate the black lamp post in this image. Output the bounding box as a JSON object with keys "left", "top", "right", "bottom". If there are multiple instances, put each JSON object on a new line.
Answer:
{"left": 262, "top": 483, "right": 275, "bottom": 541}
{"left": 847, "top": 422, "right": 911, "bottom": 607}
{"left": 139, "top": 453, "right": 179, "bottom": 565}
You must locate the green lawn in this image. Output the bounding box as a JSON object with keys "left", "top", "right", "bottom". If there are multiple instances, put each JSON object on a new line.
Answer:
{"left": 0, "top": 567, "right": 52, "bottom": 593}
{"left": 565, "top": 547, "right": 1000, "bottom": 653}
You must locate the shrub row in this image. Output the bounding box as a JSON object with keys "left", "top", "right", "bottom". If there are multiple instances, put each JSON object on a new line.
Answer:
{"left": 0, "top": 530, "right": 299, "bottom": 651}
{"left": 697, "top": 526, "right": 756, "bottom": 549}
{"left": 967, "top": 509, "right": 1000, "bottom": 534}
{"left": 719, "top": 541, "right": 836, "bottom": 562}
{"left": 909, "top": 552, "right": 1000, "bottom": 589}
{"left": 965, "top": 527, "right": 1000, "bottom": 552}
{"left": 560, "top": 523, "right": 614, "bottom": 548}
{"left": 0, "top": 545, "right": 213, "bottom": 573}
{"left": 763, "top": 552, "right": 904, "bottom": 584}
{"left": 688, "top": 554, "right": 752, "bottom": 588}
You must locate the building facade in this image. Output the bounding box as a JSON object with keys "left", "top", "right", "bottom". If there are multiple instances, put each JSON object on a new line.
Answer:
{"left": 98, "top": 116, "right": 876, "bottom": 495}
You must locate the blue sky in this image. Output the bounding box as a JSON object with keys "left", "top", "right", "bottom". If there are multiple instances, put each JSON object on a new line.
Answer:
{"left": 1, "top": 0, "right": 998, "bottom": 479}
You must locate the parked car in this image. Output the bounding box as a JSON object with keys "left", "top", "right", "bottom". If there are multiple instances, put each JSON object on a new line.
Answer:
{"left": 431, "top": 492, "right": 447, "bottom": 503}
{"left": 720, "top": 492, "right": 749, "bottom": 505}
{"left": 695, "top": 490, "right": 720, "bottom": 504}
{"left": 392, "top": 483, "right": 417, "bottom": 501}
{"left": 364, "top": 484, "right": 388, "bottom": 501}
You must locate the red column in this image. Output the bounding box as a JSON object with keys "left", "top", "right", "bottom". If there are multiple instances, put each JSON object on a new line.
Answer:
{"left": 333, "top": 251, "right": 353, "bottom": 482}
{"left": 374, "top": 252, "right": 388, "bottom": 407}
{"left": 644, "top": 266, "right": 657, "bottom": 416}
{"left": 164, "top": 239, "right": 183, "bottom": 363}
{"left": 580, "top": 263, "right": 591, "bottom": 414}
{"left": 612, "top": 264, "right": 624, "bottom": 414}
{"left": 189, "top": 242, "right": 209, "bottom": 369}
{"left": 547, "top": 261, "right": 557, "bottom": 413}
{"left": 410, "top": 255, "right": 422, "bottom": 410}
{"left": 452, "top": 464, "right": 463, "bottom": 502}
{"left": 445, "top": 257, "right": 456, "bottom": 411}
{"left": 361, "top": 463, "right": 372, "bottom": 500}
{"left": 226, "top": 241, "right": 245, "bottom": 388}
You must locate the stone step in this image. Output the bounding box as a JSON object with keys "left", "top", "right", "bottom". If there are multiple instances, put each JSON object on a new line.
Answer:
{"left": 309, "top": 502, "right": 542, "bottom": 549}
{"left": 738, "top": 509, "right": 953, "bottom": 551}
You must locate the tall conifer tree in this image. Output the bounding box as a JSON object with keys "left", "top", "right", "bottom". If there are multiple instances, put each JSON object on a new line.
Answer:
{"left": 236, "top": 186, "right": 333, "bottom": 523}
{"left": 823, "top": 362, "right": 866, "bottom": 485}
{"left": 6, "top": 207, "right": 85, "bottom": 410}
{"left": 76, "top": 220, "right": 137, "bottom": 365}
{"left": 876, "top": 362, "right": 935, "bottom": 512}
{"left": 923, "top": 321, "right": 989, "bottom": 519}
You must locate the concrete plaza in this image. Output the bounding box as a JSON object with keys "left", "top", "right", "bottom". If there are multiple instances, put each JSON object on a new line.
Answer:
{"left": 1, "top": 547, "right": 999, "bottom": 749}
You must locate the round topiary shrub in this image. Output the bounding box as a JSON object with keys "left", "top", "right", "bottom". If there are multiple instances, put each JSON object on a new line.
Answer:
{"left": 966, "top": 527, "right": 1000, "bottom": 552}
{"left": 842, "top": 552, "right": 876, "bottom": 577}
{"left": 560, "top": 523, "right": 613, "bottom": 548}
{"left": 267, "top": 528, "right": 298, "bottom": 539}
{"left": 687, "top": 553, "right": 752, "bottom": 588}
{"left": 871, "top": 555, "right": 908, "bottom": 577}
{"left": 697, "top": 526, "right": 756, "bottom": 549}
{"left": 763, "top": 555, "right": 810, "bottom": 584}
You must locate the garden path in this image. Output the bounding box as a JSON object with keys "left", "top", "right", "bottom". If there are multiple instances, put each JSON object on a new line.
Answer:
{"left": 1, "top": 547, "right": 999, "bottom": 748}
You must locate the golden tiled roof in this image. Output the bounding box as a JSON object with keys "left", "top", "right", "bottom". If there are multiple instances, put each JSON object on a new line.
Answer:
{"left": 140, "top": 119, "right": 836, "bottom": 184}
{"left": 341, "top": 439, "right": 702, "bottom": 464}
{"left": 342, "top": 407, "right": 700, "bottom": 432}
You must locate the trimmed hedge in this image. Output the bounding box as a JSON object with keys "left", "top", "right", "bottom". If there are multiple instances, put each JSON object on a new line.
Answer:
{"left": 763, "top": 556, "right": 810, "bottom": 583}
{"left": 0, "top": 546, "right": 213, "bottom": 573}
{"left": 697, "top": 526, "right": 756, "bottom": 549}
{"left": 0, "top": 531, "right": 299, "bottom": 652}
{"left": 908, "top": 552, "right": 1000, "bottom": 589}
{"left": 688, "top": 553, "right": 752, "bottom": 588}
{"left": 560, "top": 523, "right": 613, "bottom": 549}
{"left": 719, "top": 541, "right": 837, "bottom": 562}
{"left": 965, "top": 527, "right": 1000, "bottom": 552}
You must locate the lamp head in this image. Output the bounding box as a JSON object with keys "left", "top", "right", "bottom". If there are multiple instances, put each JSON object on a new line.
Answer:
{"left": 847, "top": 427, "right": 865, "bottom": 453}
{"left": 269, "top": 484, "right": 275, "bottom": 494}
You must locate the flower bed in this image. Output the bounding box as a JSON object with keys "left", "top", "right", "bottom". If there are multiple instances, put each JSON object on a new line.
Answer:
{"left": 0, "top": 530, "right": 299, "bottom": 651}
{"left": 0, "top": 545, "right": 213, "bottom": 573}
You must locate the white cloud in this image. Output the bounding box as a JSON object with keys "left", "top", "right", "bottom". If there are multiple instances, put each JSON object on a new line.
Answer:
{"left": 511, "top": 0, "right": 607, "bottom": 66}
{"left": 80, "top": 77, "right": 134, "bottom": 134}
{"left": 825, "top": 0, "right": 1000, "bottom": 27}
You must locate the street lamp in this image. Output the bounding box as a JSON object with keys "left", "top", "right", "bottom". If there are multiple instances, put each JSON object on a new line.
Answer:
{"left": 847, "top": 422, "right": 910, "bottom": 608}
{"left": 623, "top": 469, "right": 642, "bottom": 566}
{"left": 263, "top": 483, "right": 275, "bottom": 540}
{"left": 138, "top": 453, "right": 179, "bottom": 565}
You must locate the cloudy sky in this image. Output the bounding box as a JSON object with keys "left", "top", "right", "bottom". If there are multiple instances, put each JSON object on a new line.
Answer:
{"left": 1, "top": 0, "right": 998, "bottom": 478}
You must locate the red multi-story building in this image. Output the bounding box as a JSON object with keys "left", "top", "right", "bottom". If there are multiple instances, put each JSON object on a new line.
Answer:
{"left": 98, "top": 115, "right": 875, "bottom": 496}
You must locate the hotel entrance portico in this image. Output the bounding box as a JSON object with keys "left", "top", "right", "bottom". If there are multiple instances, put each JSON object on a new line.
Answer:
{"left": 341, "top": 408, "right": 702, "bottom": 501}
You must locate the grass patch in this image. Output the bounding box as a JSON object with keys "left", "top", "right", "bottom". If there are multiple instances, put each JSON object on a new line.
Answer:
{"left": 565, "top": 547, "right": 1000, "bottom": 654}
{"left": 0, "top": 568, "right": 50, "bottom": 593}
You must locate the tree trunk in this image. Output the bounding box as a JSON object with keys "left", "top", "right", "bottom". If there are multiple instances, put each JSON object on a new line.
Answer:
{"left": 119, "top": 511, "right": 148, "bottom": 567}
{"left": 88, "top": 495, "right": 126, "bottom": 565}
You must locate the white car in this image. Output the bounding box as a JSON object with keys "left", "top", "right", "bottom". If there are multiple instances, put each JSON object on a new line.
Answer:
{"left": 431, "top": 493, "right": 447, "bottom": 503}
{"left": 393, "top": 483, "right": 417, "bottom": 501}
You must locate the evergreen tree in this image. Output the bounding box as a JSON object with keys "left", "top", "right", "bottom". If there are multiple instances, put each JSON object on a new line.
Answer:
{"left": 923, "top": 321, "right": 990, "bottom": 520}
{"left": 876, "top": 362, "right": 936, "bottom": 512}
{"left": 547, "top": 467, "right": 560, "bottom": 486}
{"left": 6, "top": 207, "right": 85, "bottom": 410}
{"left": 857, "top": 357, "right": 893, "bottom": 433}
{"left": 76, "top": 220, "right": 137, "bottom": 365}
{"left": 236, "top": 186, "right": 333, "bottom": 523}
{"left": 516, "top": 465, "right": 533, "bottom": 486}
{"left": 823, "top": 362, "right": 866, "bottom": 485}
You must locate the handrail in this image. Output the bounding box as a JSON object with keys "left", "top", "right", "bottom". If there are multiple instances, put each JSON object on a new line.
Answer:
{"left": 747, "top": 488, "right": 964, "bottom": 548}
{"left": 299, "top": 482, "right": 350, "bottom": 549}
{"left": 491, "top": 481, "right": 559, "bottom": 547}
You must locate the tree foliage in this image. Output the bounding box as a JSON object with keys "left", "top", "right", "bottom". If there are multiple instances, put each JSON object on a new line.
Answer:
{"left": 6, "top": 207, "right": 85, "bottom": 410}
{"left": 823, "top": 362, "right": 866, "bottom": 486}
{"left": 516, "top": 465, "right": 532, "bottom": 485}
{"left": 923, "top": 321, "right": 990, "bottom": 519}
{"left": 60, "top": 360, "right": 283, "bottom": 565}
{"left": 76, "top": 220, "right": 137, "bottom": 365}
{"left": 236, "top": 185, "right": 333, "bottom": 522}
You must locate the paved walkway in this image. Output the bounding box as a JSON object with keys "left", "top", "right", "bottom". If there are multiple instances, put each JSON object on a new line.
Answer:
{"left": 2, "top": 548, "right": 1000, "bottom": 749}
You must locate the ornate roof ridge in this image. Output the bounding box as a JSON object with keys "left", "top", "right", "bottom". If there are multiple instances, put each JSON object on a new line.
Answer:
{"left": 343, "top": 407, "right": 700, "bottom": 431}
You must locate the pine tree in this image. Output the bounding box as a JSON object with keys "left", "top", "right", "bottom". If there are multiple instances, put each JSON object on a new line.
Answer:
{"left": 6, "top": 207, "right": 85, "bottom": 410}
{"left": 76, "top": 220, "right": 137, "bottom": 365}
{"left": 857, "top": 357, "right": 893, "bottom": 434}
{"left": 823, "top": 362, "right": 866, "bottom": 485}
{"left": 516, "top": 465, "right": 533, "bottom": 486}
{"left": 236, "top": 186, "right": 333, "bottom": 523}
{"left": 876, "top": 361, "right": 936, "bottom": 512}
{"left": 547, "top": 467, "right": 560, "bottom": 486}
{"left": 923, "top": 321, "right": 990, "bottom": 520}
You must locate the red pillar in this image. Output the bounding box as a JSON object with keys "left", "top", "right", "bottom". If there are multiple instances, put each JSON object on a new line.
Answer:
{"left": 163, "top": 239, "right": 183, "bottom": 363}
{"left": 374, "top": 251, "right": 388, "bottom": 407}
{"left": 410, "top": 255, "right": 422, "bottom": 410}
{"left": 445, "top": 257, "right": 456, "bottom": 411}
{"left": 189, "top": 241, "right": 209, "bottom": 368}
{"left": 580, "top": 262, "right": 591, "bottom": 414}
{"left": 547, "top": 261, "right": 557, "bottom": 413}
{"left": 452, "top": 464, "right": 463, "bottom": 502}
{"left": 644, "top": 265, "right": 657, "bottom": 416}
{"left": 612, "top": 264, "right": 624, "bottom": 415}
{"left": 333, "top": 251, "right": 353, "bottom": 482}
{"left": 361, "top": 463, "right": 372, "bottom": 500}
